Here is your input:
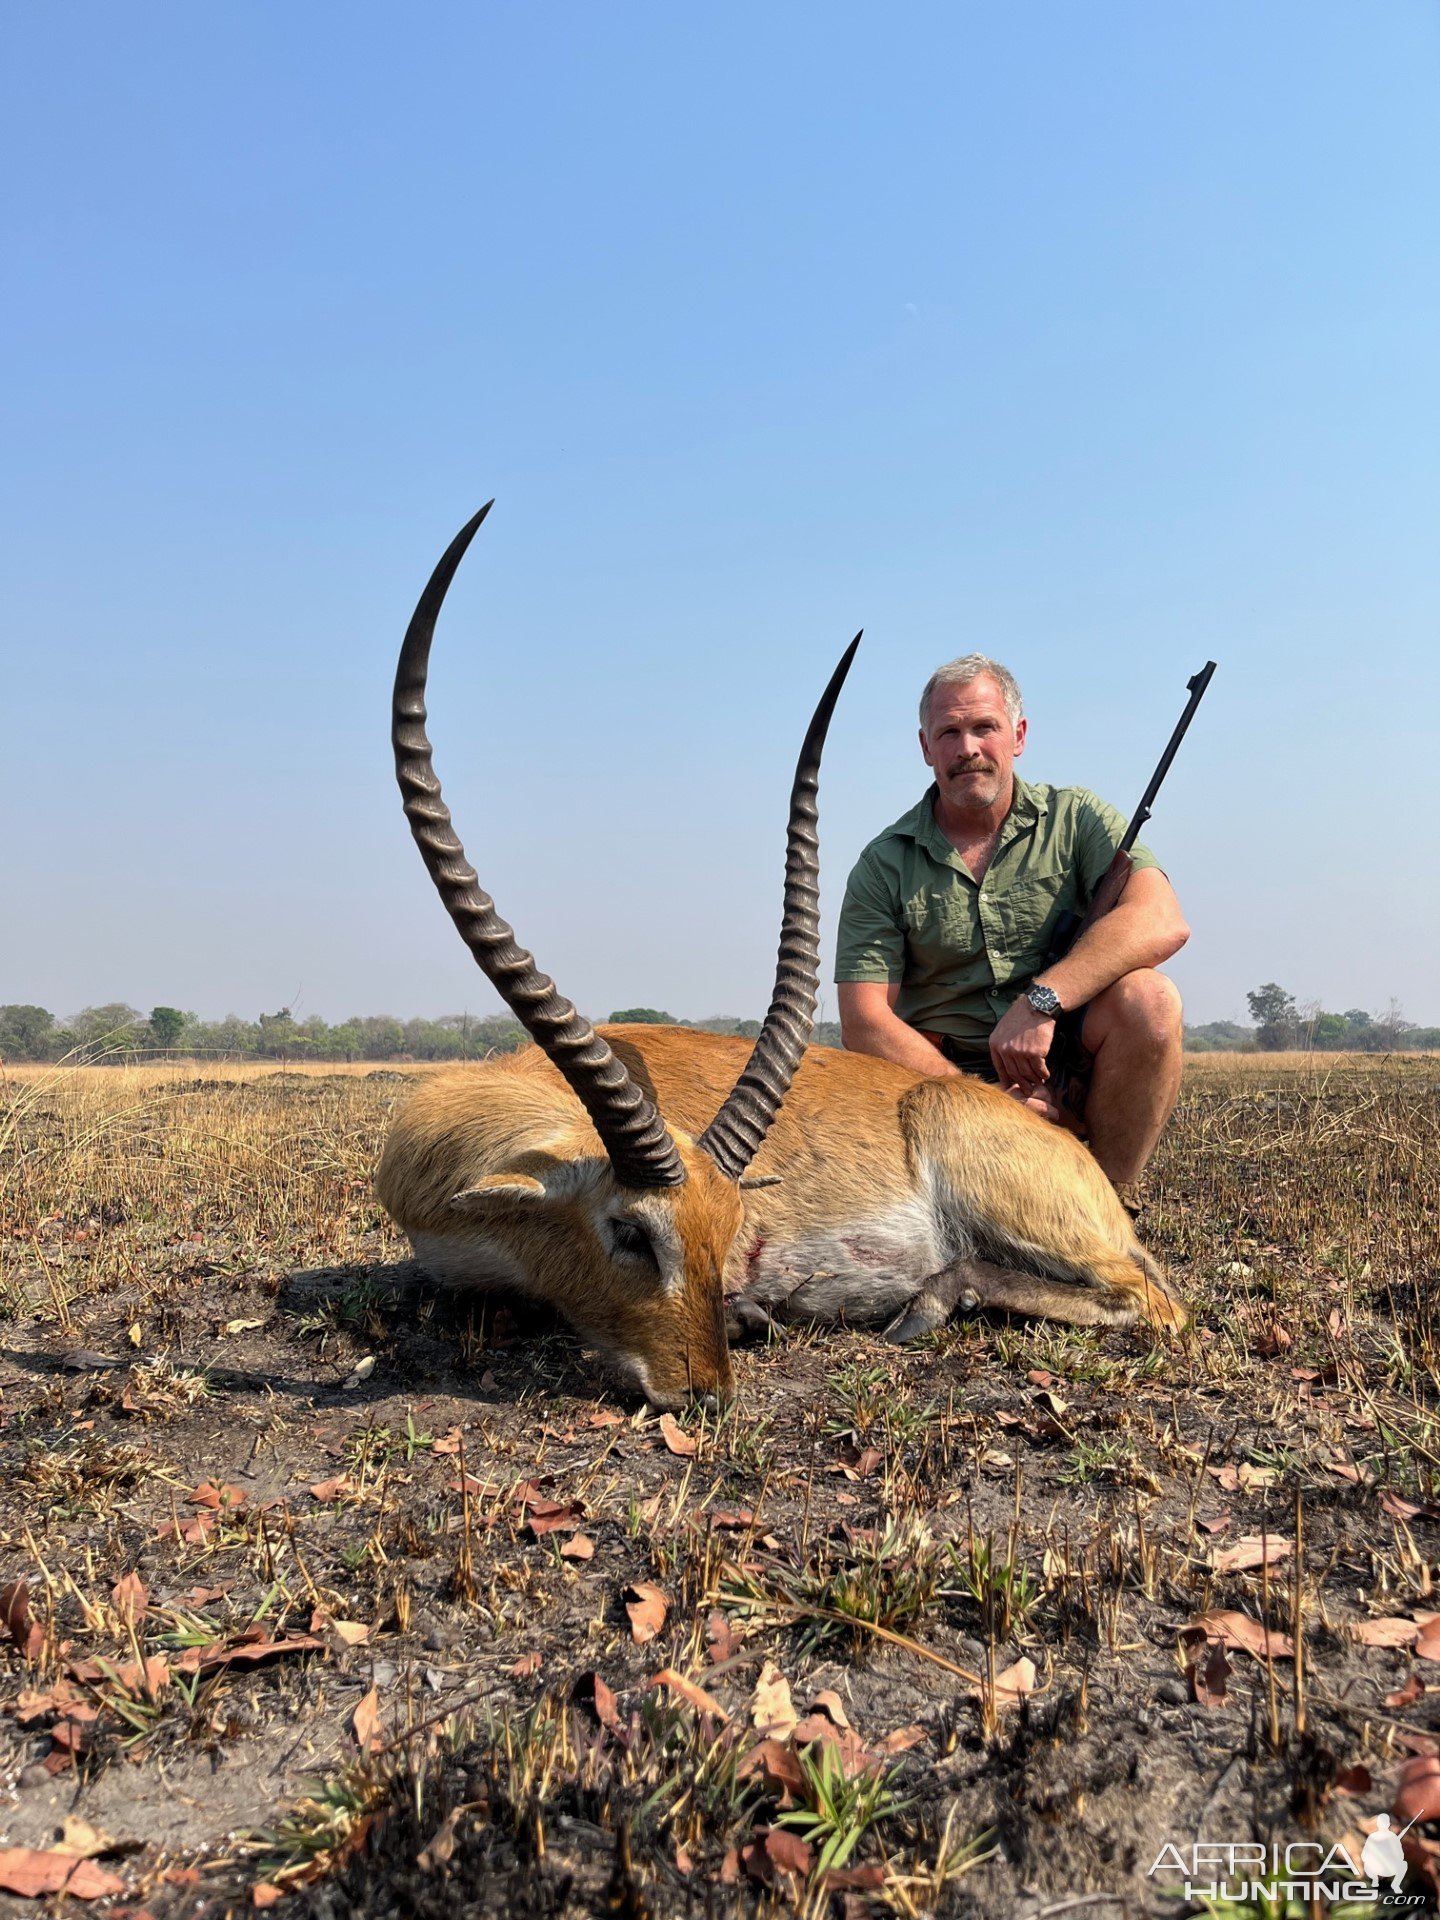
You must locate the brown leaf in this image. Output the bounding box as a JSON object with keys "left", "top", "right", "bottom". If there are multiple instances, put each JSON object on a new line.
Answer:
{"left": 509, "top": 1651, "right": 543, "bottom": 1678}
{"left": 1353, "top": 1616, "right": 1423, "bottom": 1648}
{"left": 588, "top": 1409, "right": 626, "bottom": 1428}
{"left": 647, "top": 1667, "right": 729, "bottom": 1719}
{"left": 332, "top": 1621, "right": 371, "bottom": 1648}
{"left": 1387, "top": 1673, "right": 1426, "bottom": 1708}
{"left": 878, "top": 1722, "right": 929, "bottom": 1753}
{"left": 0, "top": 1849, "right": 124, "bottom": 1899}
{"left": 416, "top": 1801, "right": 484, "bottom": 1872}
{"left": 1395, "top": 1753, "right": 1440, "bottom": 1827}
{"left": 658, "top": 1413, "right": 697, "bottom": 1457}
{"left": 0, "top": 1579, "right": 43, "bottom": 1661}
{"left": 763, "top": 1827, "right": 812, "bottom": 1878}
{"left": 623, "top": 1582, "right": 668, "bottom": 1645}
{"left": 737, "top": 1738, "right": 806, "bottom": 1806}
{"left": 352, "top": 1686, "right": 383, "bottom": 1754}
{"left": 1416, "top": 1621, "right": 1440, "bottom": 1663}
{"left": 188, "top": 1583, "right": 232, "bottom": 1606}
{"left": 189, "top": 1480, "right": 247, "bottom": 1509}
{"left": 1211, "top": 1534, "right": 1294, "bottom": 1575}
{"left": 175, "top": 1632, "right": 323, "bottom": 1675}
{"left": 1182, "top": 1610, "right": 1295, "bottom": 1661}
{"left": 1196, "top": 1511, "right": 1232, "bottom": 1535}
{"left": 1190, "top": 1640, "right": 1232, "bottom": 1708}
{"left": 706, "top": 1611, "right": 742, "bottom": 1665}
{"left": 751, "top": 1660, "right": 798, "bottom": 1740}
{"left": 309, "top": 1475, "right": 358, "bottom": 1502}
{"left": 53, "top": 1817, "right": 117, "bottom": 1860}
{"left": 108, "top": 1571, "right": 148, "bottom": 1626}
{"left": 1334, "top": 1764, "right": 1374, "bottom": 1796}
{"left": 524, "top": 1500, "right": 586, "bottom": 1538}
{"left": 574, "top": 1671, "right": 625, "bottom": 1736}
{"left": 430, "top": 1426, "right": 464, "bottom": 1455}
{"left": 708, "top": 1508, "right": 755, "bottom": 1530}
{"left": 983, "top": 1655, "right": 1036, "bottom": 1712}
{"left": 820, "top": 1864, "right": 888, "bottom": 1892}
{"left": 252, "top": 1884, "right": 284, "bottom": 1908}
{"left": 802, "top": 1688, "right": 851, "bottom": 1729}
{"left": 560, "top": 1533, "right": 594, "bottom": 1561}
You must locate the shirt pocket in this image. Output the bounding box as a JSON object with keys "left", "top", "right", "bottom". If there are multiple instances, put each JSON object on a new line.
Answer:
{"left": 904, "top": 882, "right": 983, "bottom": 979}
{"left": 1001, "top": 868, "right": 1080, "bottom": 969}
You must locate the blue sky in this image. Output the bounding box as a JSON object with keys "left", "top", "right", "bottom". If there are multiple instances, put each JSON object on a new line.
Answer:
{"left": 3, "top": 2, "right": 1437, "bottom": 1029}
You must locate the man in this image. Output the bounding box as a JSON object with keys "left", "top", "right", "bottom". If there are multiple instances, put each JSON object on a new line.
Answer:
{"left": 835, "top": 654, "right": 1189, "bottom": 1207}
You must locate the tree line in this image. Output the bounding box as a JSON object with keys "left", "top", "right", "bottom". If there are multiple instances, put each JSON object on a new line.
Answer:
{"left": 0, "top": 1003, "right": 847, "bottom": 1065}
{"left": 0, "top": 993, "right": 1431, "bottom": 1065}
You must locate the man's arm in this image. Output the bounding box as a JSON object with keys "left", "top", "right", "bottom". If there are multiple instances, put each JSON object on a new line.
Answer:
{"left": 988, "top": 868, "right": 1189, "bottom": 1092}
{"left": 838, "top": 981, "right": 957, "bottom": 1077}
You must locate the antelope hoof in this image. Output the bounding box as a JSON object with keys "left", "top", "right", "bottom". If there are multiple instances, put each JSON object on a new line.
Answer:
{"left": 884, "top": 1295, "right": 950, "bottom": 1345}
{"left": 725, "top": 1297, "right": 780, "bottom": 1345}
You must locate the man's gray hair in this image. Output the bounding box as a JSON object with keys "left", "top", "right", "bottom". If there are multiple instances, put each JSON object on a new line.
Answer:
{"left": 919, "top": 653, "right": 1024, "bottom": 730}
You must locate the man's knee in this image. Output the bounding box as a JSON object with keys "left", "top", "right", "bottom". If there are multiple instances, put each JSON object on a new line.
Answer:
{"left": 1084, "top": 970, "right": 1183, "bottom": 1052}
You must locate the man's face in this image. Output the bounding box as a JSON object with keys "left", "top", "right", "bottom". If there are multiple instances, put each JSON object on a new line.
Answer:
{"left": 920, "top": 675, "right": 1026, "bottom": 812}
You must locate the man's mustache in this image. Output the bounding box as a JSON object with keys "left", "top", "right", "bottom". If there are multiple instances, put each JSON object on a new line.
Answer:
{"left": 946, "top": 759, "right": 996, "bottom": 778}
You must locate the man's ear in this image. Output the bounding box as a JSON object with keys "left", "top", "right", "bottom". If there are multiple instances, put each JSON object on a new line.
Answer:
{"left": 450, "top": 1172, "right": 548, "bottom": 1215}
{"left": 918, "top": 725, "right": 935, "bottom": 769}
{"left": 1012, "top": 715, "right": 1027, "bottom": 758}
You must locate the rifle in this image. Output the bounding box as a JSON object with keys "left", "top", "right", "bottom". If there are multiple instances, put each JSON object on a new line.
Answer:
{"left": 1044, "top": 661, "right": 1216, "bottom": 1113}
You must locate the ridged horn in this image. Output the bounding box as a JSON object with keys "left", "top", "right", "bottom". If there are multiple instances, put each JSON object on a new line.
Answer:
{"left": 698, "top": 634, "right": 861, "bottom": 1180}
{"left": 393, "top": 505, "right": 685, "bottom": 1189}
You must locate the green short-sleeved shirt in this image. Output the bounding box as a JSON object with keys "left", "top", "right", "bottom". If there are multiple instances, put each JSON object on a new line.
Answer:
{"left": 834, "top": 778, "right": 1159, "bottom": 1059}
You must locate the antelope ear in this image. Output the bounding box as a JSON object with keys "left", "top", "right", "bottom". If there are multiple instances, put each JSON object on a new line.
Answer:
{"left": 738, "top": 1173, "right": 784, "bottom": 1190}
{"left": 450, "top": 1173, "right": 548, "bottom": 1213}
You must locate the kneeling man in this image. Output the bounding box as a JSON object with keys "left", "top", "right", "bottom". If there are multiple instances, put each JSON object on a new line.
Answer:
{"left": 835, "top": 654, "right": 1189, "bottom": 1209}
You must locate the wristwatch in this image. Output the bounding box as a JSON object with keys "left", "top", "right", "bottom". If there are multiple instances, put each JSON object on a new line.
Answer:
{"left": 1026, "top": 982, "right": 1063, "bottom": 1018}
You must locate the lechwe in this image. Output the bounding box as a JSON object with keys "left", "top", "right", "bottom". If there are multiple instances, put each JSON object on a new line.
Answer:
{"left": 377, "top": 507, "right": 1188, "bottom": 1408}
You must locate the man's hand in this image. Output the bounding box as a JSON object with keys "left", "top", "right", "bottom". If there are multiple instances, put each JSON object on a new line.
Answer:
{"left": 988, "top": 995, "right": 1054, "bottom": 1093}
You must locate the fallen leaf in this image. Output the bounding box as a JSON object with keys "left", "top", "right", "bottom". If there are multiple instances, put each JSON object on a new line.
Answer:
{"left": 560, "top": 1533, "right": 594, "bottom": 1561}
{"left": 309, "top": 1475, "right": 358, "bottom": 1502}
{"left": 982, "top": 1656, "right": 1037, "bottom": 1712}
{"left": 879, "top": 1722, "right": 929, "bottom": 1753}
{"left": 0, "top": 1579, "right": 43, "bottom": 1661}
{"left": 737, "top": 1738, "right": 806, "bottom": 1805}
{"left": 1395, "top": 1753, "right": 1440, "bottom": 1827}
{"left": 251, "top": 1884, "right": 284, "bottom": 1909}
{"left": 752, "top": 1660, "right": 798, "bottom": 1740}
{"left": 623, "top": 1582, "right": 668, "bottom": 1645}
{"left": 806, "top": 1688, "right": 852, "bottom": 1729}
{"left": 1190, "top": 1640, "right": 1232, "bottom": 1708}
{"left": 762, "top": 1827, "right": 812, "bottom": 1878}
{"left": 1334, "top": 1764, "right": 1373, "bottom": 1796}
{"left": 658, "top": 1413, "right": 697, "bottom": 1457}
{"left": 648, "top": 1667, "right": 729, "bottom": 1719}
{"left": 708, "top": 1508, "right": 755, "bottom": 1530}
{"left": 189, "top": 1480, "right": 247, "bottom": 1510}
{"left": 820, "top": 1865, "right": 888, "bottom": 1892}
{"left": 175, "top": 1632, "right": 323, "bottom": 1675}
{"left": 54, "top": 1817, "right": 118, "bottom": 1860}
{"left": 1211, "top": 1534, "right": 1294, "bottom": 1575}
{"left": 416, "top": 1801, "right": 484, "bottom": 1872}
{"left": 343, "top": 1355, "right": 376, "bottom": 1389}
{"left": 430, "top": 1426, "right": 464, "bottom": 1455}
{"left": 352, "top": 1686, "right": 383, "bottom": 1754}
{"left": 706, "top": 1611, "right": 742, "bottom": 1664}
{"left": 588, "top": 1409, "right": 626, "bottom": 1428}
{"left": 574, "top": 1671, "right": 625, "bottom": 1735}
{"left": 523, "top": 1499, "right": 586, "bottom": 1538}
{"left": 332, "top": 1621, "right": 371, "bottom": 1648}
{"left": 110, "top": 1571, "right": 148, "bottom": 1626}
{"left": 1388, "top": 1673, "right": 1426, "bottom": 1708}
{"left": 188, "top": 1583, "right": 233, "bottom": 1606}
{"left": 224, "top": 1318, "right": 266, "bottom": 1335}
{"left": 1196, "top": 1512, "right": 1232, "bottom": 1536}
{"left": 1182, "top": 1610, "right": 1295, "bottom": 1661}
{"left": 1416, "top": 1620, "right": 1440, "bottom": 1663}
{"left": 0, "top": 1849, "right": 124, "bottom": 1899}
{"left": 1353, "top": 1616, "right": 1423, "bottom": 1648}
{"left": 509, "top": 1651, "right": 542, "bottom": 1678}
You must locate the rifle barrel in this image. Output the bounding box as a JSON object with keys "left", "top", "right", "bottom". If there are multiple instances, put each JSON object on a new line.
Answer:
{"left": 1118, "top": 661, "right": 1216, "bottom": 855}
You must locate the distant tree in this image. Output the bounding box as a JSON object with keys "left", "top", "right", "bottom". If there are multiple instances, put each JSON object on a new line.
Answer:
{"left": 1373, "top": 998, "right": 1414, "bottom": 1051}
{"left": 0, "top": 1004, "right": 56, "bottom": 1061}
{"left": 1246, "top": 983, "right": 1298, "bottom": 1051}
{"left": 608, "top": 1008, "right": 675, "bottom": 1025}
{"left": 149, "top": 1006, "right": 187, "bottom": 1051}
{"left": 68, "top": 1004, "right": 145, "bottom": 1055}
{"left": 1309, "top": 1012, "right": 1352, "bottom": 1049}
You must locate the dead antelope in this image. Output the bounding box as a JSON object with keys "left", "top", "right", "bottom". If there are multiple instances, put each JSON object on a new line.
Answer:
{"left": 377, "top": 507, "right": 1188, "bottom": 1407}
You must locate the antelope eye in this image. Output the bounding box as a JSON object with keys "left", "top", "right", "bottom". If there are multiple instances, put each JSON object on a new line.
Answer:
{"left": 609, "top": 1218, "right": 658, "bottom": 1267}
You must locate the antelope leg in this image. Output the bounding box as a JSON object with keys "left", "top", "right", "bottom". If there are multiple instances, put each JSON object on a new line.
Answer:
{"left": 884, "top": 1254, "right": 1144, "bottom": 1343}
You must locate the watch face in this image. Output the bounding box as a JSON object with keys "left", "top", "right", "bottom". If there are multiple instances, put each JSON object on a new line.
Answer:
{"left": 1029, "top": 985, "right": 1060, "bottom": 1015}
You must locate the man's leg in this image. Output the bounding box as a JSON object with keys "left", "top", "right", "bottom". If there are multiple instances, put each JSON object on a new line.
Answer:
{"left": 1078, "top": 970, "right": 1184, "bottom": 1189}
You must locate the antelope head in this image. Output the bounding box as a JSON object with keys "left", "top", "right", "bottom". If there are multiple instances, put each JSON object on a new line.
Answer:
{"left": 387, "top": 504, "right": 857, "bottom": 1405}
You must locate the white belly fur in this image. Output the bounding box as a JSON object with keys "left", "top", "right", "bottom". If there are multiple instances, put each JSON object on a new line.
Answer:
{"left": 739, "top": 1197, "right": 949, "bottom": 1328}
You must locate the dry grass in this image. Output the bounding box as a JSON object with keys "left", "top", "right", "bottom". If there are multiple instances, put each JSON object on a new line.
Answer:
{"left": 0, "top": 1055, "right": 1437, "bottom": 1916}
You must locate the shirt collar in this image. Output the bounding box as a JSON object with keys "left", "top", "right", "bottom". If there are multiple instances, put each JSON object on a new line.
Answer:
{"left": 897, "top": 776, "right": 1049, "bottom": 865}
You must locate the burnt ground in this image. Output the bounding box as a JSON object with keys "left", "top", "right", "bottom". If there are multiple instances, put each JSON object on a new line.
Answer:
{"left": 0, "top": 1055, "right": 1438, "bottom": 1918}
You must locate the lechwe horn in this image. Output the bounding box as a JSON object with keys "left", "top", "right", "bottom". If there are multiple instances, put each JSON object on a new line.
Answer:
{"left": 392, "top": 504, "right": 685, "bottom": 1189}
{"left": 698, "top": 633, "right": 861, "bottom": 1180}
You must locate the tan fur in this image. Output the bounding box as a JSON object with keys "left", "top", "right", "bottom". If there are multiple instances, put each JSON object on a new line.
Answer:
{"left": 376, "top": 1023, "right": 1187, "bottom": 1404}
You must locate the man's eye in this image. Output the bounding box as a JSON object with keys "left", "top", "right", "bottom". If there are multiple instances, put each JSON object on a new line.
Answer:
{"left": 610, "top": 1219, "right": 658, "bottom": 1267}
